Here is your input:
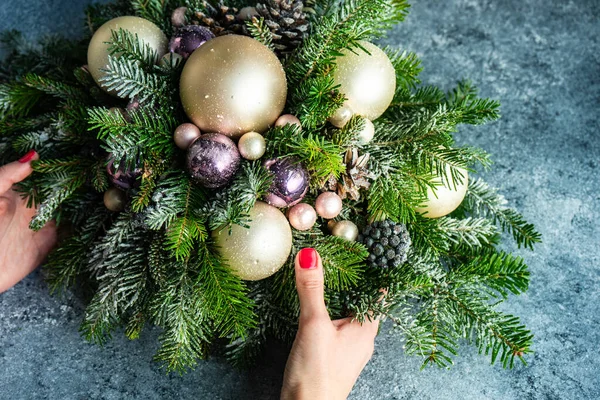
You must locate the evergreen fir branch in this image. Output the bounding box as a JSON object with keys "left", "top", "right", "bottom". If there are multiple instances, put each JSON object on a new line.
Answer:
{"left": 81, "top": 213, "right": 150, "bottom": 344}
{"left": 130, "top": 155, "right": 166, "bottom": 212}
{"left": 196, "top": 242, "right": 257, "bottom": 339}
{"left": 439, "top": 217, "right": 498, "bottom": 250}
{"left": 383, "top": 47, "right": 422, "bottom": 90}
{"left": 131, "top": 0, "right": 176, "bottom": 32}
{"left": 0, "top": 112, "right": 55, "bottom": 137}
{"left": 245, "top": 17, "right": 275, "bottom": 51}
{"left": 289, "top": 74, "right": 345, "bottom": 129}
{"left": 31, "top": 156, "right": 90, "bottom": 174}
{"left": 166, "top": 215, "right": 207, "bottom": 262}
{"left": 0, "top": 82, "right": 44, "bottom": 118}
{"left": 407, "top": 216, "right": 451, "bottom": 257}
{"left": 11, "top": 129, "right": 55, "bottom": 155}
{"left": 316, "top": 235, "right": 367, "bottom": 291}
{"left": 444, "top": 288, "right": 532, "bottom": 368}
{"left": 29, "top": 171, "right": 87, "bottom": 231}
{"left": 463, "top": 178, "right": 541, "bottom": 249}
{"left": 91, "top": 159, "right": 110, "bottom": 192}
{"left": 448, "top": 251, "right": 530, "bottom": 298}
{"left": 99, "top": 56, "right": 168, "bottom": 102}
{"left": 85, "top": 0, "right": 136, "bottom": 35}
{"left": 21, "top": 73, "right": 88, "bottom": 102}
{"left": 107, "top": 28, "right": 160, "bottom": 68}
{"left": 152, "top": 269, "right": 211, "bottom": 373}
{"left": 44, "top": 206, "right": 112, "bottom": 294}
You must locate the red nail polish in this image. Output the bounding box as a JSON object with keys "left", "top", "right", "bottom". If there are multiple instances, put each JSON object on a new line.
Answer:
{"left": 299, "top": 248, "right": 318, "bottom": 269}
{"left": 18, "top": 150, "right": 36, "bottom": 163}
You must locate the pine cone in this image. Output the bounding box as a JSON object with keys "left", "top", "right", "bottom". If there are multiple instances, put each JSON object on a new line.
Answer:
{"left": 253, "top": 0, "right": 310, "bottom": 54}
{"left": 327, "top": 149, "right": 375, "bottom": 201}
{"left": 190, "top": 1, "right": 244, "bottom": 36}
{"left": 359, "top": 220, "right": 411, "bottom": 269}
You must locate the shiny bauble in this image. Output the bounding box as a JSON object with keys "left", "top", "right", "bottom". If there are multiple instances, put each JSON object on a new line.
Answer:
{"left": 174, "top": 123, "right": 202, "bottom": 150}
{"left": 106, "top": 157, "right": 142, "bottom": 190}
{"left": 171, "top": 6, "right": 188, "bottom": 28}
{"left": 238, "top": 131, "right": 266, "bottom": 160}
{"left": 315, "top": 191, "right": 343, "bottom": 219}
{"left": 187, "top": 133, "right": 241, "bottom": 188}
{"left": 275, "top": 114, "right": 302, "bottom": 130}
{"left": 264, "top": 158, "right": 309, "bottom": 208}
{"left": 287, "top": 203, "right": 317, "bottom": 231}
{"left": 180, "top": 35, "right": 287, "bottom": 138}
{"left": 328, "top": 103, "right": 353, "bottom": 128}
{"left": 415, "top": 166, "right": 469, "bottom": 218}
{"left": 169, "top": 25, "right": 214, "bottom": 59}
{"left": 213, "top": 201, "right": 292, "bottom": 280}
{"left": 331, "top": 220, "right": 359, "bottom": 242}
{"left": 333, "top": 41, "right": 395, "bottom": 120}
{"left": 103, "top": 187, "right": 126, "bottom": 212}
{"left": 357, "top": 118, "right": 375, "bottom": 144}
{"left": 88, "top": 16, "right": 168, "bottom": 93}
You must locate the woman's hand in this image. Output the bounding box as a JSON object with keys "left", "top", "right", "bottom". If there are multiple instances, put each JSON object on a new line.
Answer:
{"left": 281, "top": 248, "right": 379, "bottom": 400}
{"left": 0, "top": 150, "right": 57, "bottom": 293}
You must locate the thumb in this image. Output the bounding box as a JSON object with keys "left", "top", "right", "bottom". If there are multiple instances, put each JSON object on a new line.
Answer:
{"left": 0, "top": 150, "right": 38, "bottom": 194}
{"left": 295, "top": 248, "right": 328, "bottom": 321}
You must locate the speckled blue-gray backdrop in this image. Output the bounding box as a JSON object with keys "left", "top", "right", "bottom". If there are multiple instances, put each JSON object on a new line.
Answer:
{"left": 1, "top": 0, "right": 599, "bottom": 399}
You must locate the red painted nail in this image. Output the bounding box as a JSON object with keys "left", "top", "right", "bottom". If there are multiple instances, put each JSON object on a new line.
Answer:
{"left": 298, "top": 248, "right": 318, "bottom": 269}
{"left": 18, "top": 149, "right": 37, "bottom": 163}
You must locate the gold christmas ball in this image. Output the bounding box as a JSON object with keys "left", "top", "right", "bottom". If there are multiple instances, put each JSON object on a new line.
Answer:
{"left": 173, "top": 123, "right": 201, "bottom": 150}
{"left": 213, "top": 201, "right": 292, "bottom": 280}
{"left": 331, "top": 220, "right": 359, "bottom": 241}
{"left": 416, "top": 166, "right": 469, "bottom": 218}
{"left": 103, "top": 187, "right": 126, "bottom": 212}
{"left": 287, "top": 203, "right": 317, "bottom": 231}
{"left": 315, "top": 191, "right": 343, "bottom": 219}
{"left": 180, "top": 35, "right": 287, "bottom": 138}
{"left": 333, "top": 41, "right": 396, "bottom": 121}
{"left": 357, "top": 118, "right": 375, "bottom": 144}
{"left": 329, "top": 103, "right": 353, "bottom": 128}
{"left": 238, "top": 131, "right": 266, "bottom": 160}
{"left": 88, "top": 16, "right": 168, "bottom": 93}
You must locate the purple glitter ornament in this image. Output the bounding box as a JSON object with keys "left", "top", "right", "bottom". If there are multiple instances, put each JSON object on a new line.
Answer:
{"left": 187, "top": 133, "right": 241, "bottom": 188}
{"left": 264, "top": 158, "right": 309, "bottom": 208}
{"left": 169, "top": 25, "right": 215, "bottom": 59}
{"left": 106, "top": 157, "right": 142, "bottom": 190}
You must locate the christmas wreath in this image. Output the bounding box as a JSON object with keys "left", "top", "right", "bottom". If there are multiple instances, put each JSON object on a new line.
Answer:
{"left": 0, "top": 0, "right": 541, "bottom": 372}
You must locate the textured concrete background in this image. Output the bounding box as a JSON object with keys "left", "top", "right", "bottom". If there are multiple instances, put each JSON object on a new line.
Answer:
{"left": 1, "top": 0, "right": 599, "bottom": 399}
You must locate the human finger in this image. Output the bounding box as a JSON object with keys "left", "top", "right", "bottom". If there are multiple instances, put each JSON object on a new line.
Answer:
{"left": 294, "top": 248, "right": 329, "bottom": 321}
{"left": 0, "top": 150, "right": 38, "bottom": 194}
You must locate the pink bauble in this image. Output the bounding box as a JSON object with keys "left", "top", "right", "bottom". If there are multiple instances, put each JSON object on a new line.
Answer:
{"left": 315, "top": 192, "right": 343, "bottom": 219}
{"left": 288, "top": 203, "right": 317, "bottom": 231}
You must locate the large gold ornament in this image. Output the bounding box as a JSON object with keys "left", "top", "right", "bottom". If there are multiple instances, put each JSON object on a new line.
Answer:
{"left": 87, "top": 16, "right": 168, "bottom": 93}
{"left": 213, "top": 201, "right": 292, "bottom": 280}
{"left": 416, "top": 166, "right": 469, "bottom": 218}
{"left": 180, "top": 35, "right": 287, "bottom": 138}
{"left": 333, "top": 41, "right": 396, "bottom": 121}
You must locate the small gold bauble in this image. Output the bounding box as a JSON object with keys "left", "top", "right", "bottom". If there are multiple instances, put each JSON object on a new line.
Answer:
{"left": 287, "top": 203, "right": 317, "bottom": 231}
{"left": 173, "top": 123, "right": 201, "bottom": 150}
{"left": 327, "top": 219, "right": 338, "bottom": 232}
{"left": 416, "top": 166, "right": 469, "bottom": 218}
{"left": 333, "top": 41, "right": 396, "bottom": 121}
{"left": 180, "top": 35, "right": 287, "bottom": 138}
{"left": 331, "top": 220, "right": 359, "bottom": 241}
{"left": 329, "top": 104, "right": 353, "bottom": 128}
{"left": 275, "top": 114, "right": 302, "bottom": 130}
{"left": 315, "top": 191, "right": 343, "bottom": 219}
{"left": 103, "top": 187, "right": 126, "bottom": 212}
{"left": 238, "top": 131, "right": 266, "bottom": 160}
{"left": 357, "top": 118, "right": 375, "bottom": 144}
{"left": 88, "top": 16, "right": 168, "bottom": 93}
{"left": 213, "top": 201, "right": 292, "bottom": 280}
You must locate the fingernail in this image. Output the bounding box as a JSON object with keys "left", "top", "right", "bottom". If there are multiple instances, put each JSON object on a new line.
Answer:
{"left": 18, "top": 150, "right": 37, "bottom": 163}
{"left": 298, "top": 248, "right": 318, "bottom": 269}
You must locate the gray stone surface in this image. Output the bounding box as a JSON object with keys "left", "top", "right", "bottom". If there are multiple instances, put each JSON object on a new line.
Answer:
{"left": 1, "top": 0, "right": 599, "bottom": 399}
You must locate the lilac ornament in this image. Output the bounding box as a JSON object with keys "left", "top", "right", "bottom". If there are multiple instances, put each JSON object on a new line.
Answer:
{"left": 264, "top": 158, "right": 309, "bottom": 208}
{"left": 169, "top": 25, "right": 215, "bottom": 58}
{"left": 106, "top": 157, "right": 142, "bottom": 190}
{"left": 187, "top": 133, "right": 241, "bottom": 188}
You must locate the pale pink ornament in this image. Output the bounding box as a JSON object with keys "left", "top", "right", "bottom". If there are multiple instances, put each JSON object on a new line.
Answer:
{"left": 288, "top": 203, "right": 317, "bottom": 231}
{"left": 275, "top": 114, "right": 302, "bottom": 129}
{"left": 315, "top": 191, "right": 343, "bottom": 219}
